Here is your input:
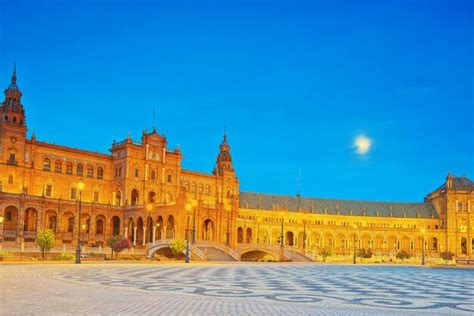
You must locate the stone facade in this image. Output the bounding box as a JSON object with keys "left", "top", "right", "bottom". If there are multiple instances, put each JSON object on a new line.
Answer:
{"left": 1, "top": 69, "right": 473, "bottom": 260}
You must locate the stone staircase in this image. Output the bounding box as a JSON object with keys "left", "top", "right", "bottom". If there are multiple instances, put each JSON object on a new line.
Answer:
{"left": 198, "top": 246, "right": 237, "bottom": 261}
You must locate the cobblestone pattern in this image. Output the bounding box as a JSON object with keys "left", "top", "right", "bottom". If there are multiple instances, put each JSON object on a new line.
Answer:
{"left": 1, "top": 263, "right": 473, "bottom": 315}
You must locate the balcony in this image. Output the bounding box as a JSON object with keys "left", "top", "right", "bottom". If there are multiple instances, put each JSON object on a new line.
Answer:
{"left": 7, "top": 159, "right": 18, "bottom": 166}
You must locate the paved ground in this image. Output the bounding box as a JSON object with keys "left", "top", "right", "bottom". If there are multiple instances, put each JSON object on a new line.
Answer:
{"left": 1, "top": 263, "right": 473, "bottom": 315}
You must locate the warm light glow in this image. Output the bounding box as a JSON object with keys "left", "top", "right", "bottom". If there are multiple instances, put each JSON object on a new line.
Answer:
{"left": 77, "top": 180, "right": 85, "bottom": 191}
{"left": 353, "top": 224, "right": 358, "bottom": 229}
{"left": 420, "top": 228, "right": 426, "bottom": 235}
{"left": 156, "top": 223, "right": 160, "bottom": 227}
{"left": 82, "top": 224, "right": 86, "bottom": 230}
{"left": 185, "top": 203, "right": 192, "bottom": 212}
{"left": 0, "top": 215, "right": 4, "bottom": 224}
{"left": 354, "top": 135, "right": 372, "bottom": 155}
{"left": 146, "top": 204, "right": 153, "bottom": 211}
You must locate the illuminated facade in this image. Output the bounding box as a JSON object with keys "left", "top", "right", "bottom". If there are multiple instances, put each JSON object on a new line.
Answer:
{"left": 1, "top": 69, "right": 473, "bottom": 261}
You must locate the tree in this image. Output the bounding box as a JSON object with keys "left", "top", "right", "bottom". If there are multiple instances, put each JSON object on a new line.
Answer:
{"left": 357, "top": 248, "right": 373, "bottom": 259}
{"left": 37, "top": 229, "right": 56, "bottom": 258}
{"left": 112, "top": 238, "right": 132, "bottom": 258}
{"left": 440, "top": 251, "right": 454, "bottom": 261}
{"left": 170, "top": 240, "right": 186, "bottom": 258}
{"left": 320, "top": 247, "right": 332, "bottom": 262}
{"left": 396, "top": 250, "right": 412, "bottom": 262}
{"left": 107, "top": 236, "right": 119, "bottom": 259}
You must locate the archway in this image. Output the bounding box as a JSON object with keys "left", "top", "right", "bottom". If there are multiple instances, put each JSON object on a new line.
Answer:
{"left": 148, "top": 191, "right": 156, "bottom": 203}
{"left": 237, "top": 227, "right": 243, "bottom": 243}
{"left": 146, "top": 217, "right": 153, "bottom": 243}
{"left": 131, "top": 189, "right": 139, "bottom": 205}
{"left": 241, "top": 250, "right": 277, "bottom": 262}
{"left": 23, "top": 207, "right": 38, "bottom": 232}
{"left": 3, "top": 206, "right": 19, "bottom": 231}
{"left": 45, "top": 209, "right": 58, "bottom": 232}
{"left": 127, "top": 218, "right": 134, "bottom": 240}
{"left": 111, "top": 216, "right": 121, "bottom": 236}
{"left": 136, "top": 217, "right": 144, "bottom": 244}
{"left": 202, "top": 219, "right": 214, "bottom": 241}
{"left": 286, "top": 231, "right": 294, "bottom": 246}
{"left": 246, "top": 227, "right": 252, "bottom": 244}
{"left": 460, "top": 237, "right": 467, "bottom": 255}
{"left": 166, "top": 216, "right": 175, "bottom": 239}
{"left": 156, "top": 216, "right": 164, "bottom": 240}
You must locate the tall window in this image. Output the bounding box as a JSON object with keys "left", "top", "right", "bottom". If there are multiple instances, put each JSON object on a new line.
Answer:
{"left": 70, "top": 188, "right": 77, "bottom": 200}
{"left": 43, "top": 158, "right": 51, "bottom": 171}
{"left": 67, "top": 217, "right": 74, "bottom": 232}
{"left": 77, "top": 163, "right": 83, "bottom": 176}
{"left": 66, "top": 162, "right": 73, "bottom": 175}
{"left": 55, "top": 160, "right": 62, "bottom": 173}
{"left": 8, "top": 153, "right": 16, "bottom": 165}
{"left": 97, "top": 167, "right": 104, "bottom": 179}
{"left": 44, "top": 184, "right": 52, "bottom": 197}
{"left": 134, "top": 168, "right": 139, "bottom": 177}
{"left": 87, "top": 166, "right": 93, "bottom": 178}
{"left": 96, "top": 219, "right": 104, "bottom": 234}
{"left": 151, "top": 170, "right": 156, "bottom": 181}
{"left": 93, "top": 191, "right": 99, "bottom": 203}
{"left": 167, "top": 174, "right": 172, "bottom": 183}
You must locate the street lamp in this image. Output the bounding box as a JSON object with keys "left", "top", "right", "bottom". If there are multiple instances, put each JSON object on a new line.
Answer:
{"left": 279, "top": 216, "right": 284, "bottom": 261}
{"left": 353, "top": 224, "right": 357, "bottom": 264}
{"left": 75, "top": 179, "right": 85, "bottom": 264}
{"left": 0, "top": 215, "right": 4, "bottom": 251}
{"left": 420, "top": 228, "right": 426, "bottom": 266}
{"left": 185, "top": 203, "right": 191, "bottom": 263}
{"left": 146, "top": 203, "right": 153, "bottom": 212}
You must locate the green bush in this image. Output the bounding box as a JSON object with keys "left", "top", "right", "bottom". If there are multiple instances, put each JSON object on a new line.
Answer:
{"left": 52, "top": 253, "right": 75, "bottom": 261}
{"left": 356, "top": 248, "right": 373, "bottom": 259}
{"left": 0, "top": 250, "right": 13, "bottom": 258}
{"left": 169, "top": 240, "right": 186, "bottom": 258}
{"left": 396, "top": 250, "right": 412, "bottom": 262}
{"left": 37, "top": 229, "right": 56, "bottom": 258}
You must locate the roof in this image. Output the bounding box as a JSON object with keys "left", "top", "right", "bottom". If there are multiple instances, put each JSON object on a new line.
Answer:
{"left": 436, "top": 176, "right": 474, "bottom": 191}
{"left": 239, "top": 191, "right": 437, "bottom": 219}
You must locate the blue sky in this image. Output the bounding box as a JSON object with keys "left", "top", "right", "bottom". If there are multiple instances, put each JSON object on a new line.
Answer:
{"left": 1, "top": 0, "right": 472, "bottom": 202}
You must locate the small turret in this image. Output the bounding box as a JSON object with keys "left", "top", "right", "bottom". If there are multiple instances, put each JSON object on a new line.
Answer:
{"left": 446, "top": 173, "right": 453, "bottom": 189}
{"left": 213, "top": 130, "right": 233, "bottom": 176}
{"left": 1, "top": 64, "right": 26, "bottom": 127}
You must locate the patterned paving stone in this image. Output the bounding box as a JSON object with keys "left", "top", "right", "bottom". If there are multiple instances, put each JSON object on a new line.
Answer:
{"left": 1, "top": 263, "right": 473, "bottom": 315}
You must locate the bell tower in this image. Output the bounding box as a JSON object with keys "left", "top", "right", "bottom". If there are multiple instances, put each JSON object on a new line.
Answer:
{"left": 1, "top": 65, "right": 27, "bottom": 167}
{"left": 213, "top": 130, "right": 233, "bottom": 176}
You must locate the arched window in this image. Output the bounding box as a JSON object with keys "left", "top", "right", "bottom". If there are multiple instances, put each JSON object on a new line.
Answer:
{"left": 237, "top": 227, "right": 243, "bottom": 243}
{"left": 184, "top": 182, "right": 189, "bottom": 191}
{"left": 55, "top": 160, "right": 62, "bottom": 173}
{"left": 96, "top": 219, "right": 104, "bottom": 234}
{"left": 131, "top": 189, "right": 139, "bottom": 205}
{"left": 87, "top": 166, "right": 94, "bottom": 178}
{"left": 191, "top": 183, "right": 196, "bottom": 192}
{"left": 148, "top": 191, "right": 156, "bottom": 203}
{"left": 151, "top": 170, "right": 156, "bottom": 181}
{"left": 77, "top": 163, "right": 83, "bottom": 176}
{"left": 43, "top": 158, "right": 51, "bottom": 171}
{"left": 432, "top": 237, "right": 438, "bottom": 250}
{"left": 205, "top": 185, "right": 210, "bottom": 194}
{"left": 66, "top": 162, "right": 73, "bottom": 175}
{"left": 97, "top": 167, "right": 104, "bottom": 179}
{"left": 67, "top": 216, "right": 74, "bottom": 233}
{"left": 198, "top": 184, "right": 203, "bottom": 193}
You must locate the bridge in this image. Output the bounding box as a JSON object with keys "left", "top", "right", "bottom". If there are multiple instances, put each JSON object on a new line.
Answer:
{"left": 146, "top": 240, "right": 313, "bottom": 262}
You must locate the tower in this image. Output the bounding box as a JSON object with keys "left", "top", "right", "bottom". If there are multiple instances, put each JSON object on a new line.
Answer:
{"left": 213, "top": 130, "right": 233, "bottom": 176}
{"left": 1, "top": 65, "right": 27, "bottom": 167}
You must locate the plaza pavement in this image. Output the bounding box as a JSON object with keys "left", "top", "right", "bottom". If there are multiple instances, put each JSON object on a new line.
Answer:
{"left": 1, "top": 262, "right": 473, "bottom": 315}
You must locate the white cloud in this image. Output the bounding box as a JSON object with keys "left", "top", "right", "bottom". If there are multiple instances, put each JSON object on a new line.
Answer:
{"left": 354, "top": 135, "right": 372, "bottom": 155}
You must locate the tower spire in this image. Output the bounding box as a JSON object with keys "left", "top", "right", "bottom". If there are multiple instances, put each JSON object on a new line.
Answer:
{"left": 12, "top": 63, "right": 17, "bottom": 84}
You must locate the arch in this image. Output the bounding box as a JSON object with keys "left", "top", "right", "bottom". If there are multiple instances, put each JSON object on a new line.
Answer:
{"left": 146, "top": 217, "right": 153, "bottom": 243}
{"left": 77, "top": 163, "right": 83, "bottom": 176}
{"left": 66, "top": 161, "right": 73, "bottom": 175}
{"left": 97, "top": 167, "right": 104, "bottom": 179}
{"left": 388, "top": 236, "right": 397, "bottom": 250}
{"left": 131, "top": 189, "right": 139, "bottom": 205}
{"left": 286, "top": 231, "right": 294, "bottom": 246}
{"left": 3, "top": 206, "right": 19, "bottom": 231}
{"left": 111, "top": 216, "right": 121, "bottom": 236}
{"left": 45, "top": 209, "right": 58, "bottom": 232}
{"left": 361, "top": 234, "right": 371, "bottom": 249}
{"left": 87, "top": 165, "right": 94, "bottom": 178}
{"left": 62, "top": 212, "right": 75, "bottom": 233}
{"left": 95, "top": 215, "right": 106, "bottom": 235}
{"left": 311, "top": 232, "right": 321, "bottom": 248}
{"left": 261, "top": 230, "right": 269, "bottom": 244}
{"left": 336, "top": 233, "right": 346, "bottom": 249}
{"left": 156, "top": 216, "right": 164, "bottom": 240}
{"left": 375, "top": 235, "right": 384, "bottom": 250}
{"left": 202, "top": 218, "right": 215, "bottom": 241}
{"left": 323, "top": 232, "right": 333, "bottom": 248}
{"left": 54, "top": 160, "right": 62, "bottom": 173}
{"left": 401, "top": 236, "right": 411, "bottom": 251}
{"left": 81, "top": 213, "right": 91, "bottom": 234}
{"left": 431, "top": 237, "right": 438, "bottom": 251}
{"left": 237, "top": 227, "right": 243, "bottom": 243}
{"left": 240, "top": 249, "right": 278, "bottom": 262}
{"left": 460, "top": 237, "right": 467, "bottom": 255}
{"left": 23, "top": 207, "right": 38, "bottom": 231}
{"left": 246, "top": 227, "right": 252, "bottom": 244}
{"left": 150, "top": 170, "right": 156, "bottom": 181}
{"left": 136, "top": 217, "right": 144, "bottom": 244}
{"left": 272, "top": 229, "right": 280, "bottom": 246}
{"left": 166, "top": 216, "right": 175, "bottom": 239}
{"left": 127, "top": 218, "right": 134, "bottom": 240}
{"left": 148, "top": 191, "right": 156, "bottom": 203}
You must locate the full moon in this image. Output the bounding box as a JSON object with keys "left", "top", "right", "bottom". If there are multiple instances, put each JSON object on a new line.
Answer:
{"left": 354, "top": 135, "right": 372, "bottom": 155}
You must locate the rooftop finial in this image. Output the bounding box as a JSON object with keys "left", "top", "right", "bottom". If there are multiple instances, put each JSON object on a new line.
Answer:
{"left": 11, "top": 62, "right": 17, "bottom": 84}
{"left": 223, "top": 126, "right": 227, "bottom": 141}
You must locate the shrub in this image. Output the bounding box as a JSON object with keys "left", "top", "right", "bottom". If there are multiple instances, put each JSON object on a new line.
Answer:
{"left": 169, "top": 240, "right": 186, "bottom": 258}
{"left": 396, "top": 250, "right": 412, "bottom": 262}
{"left": 356, "top": 248, "right": 373, "bottom": 259}
{"left": 112, "top": 238, "right": 132, "bottom": 258}
{"left": 440, "top": 251, "right": 454, "bottom": 261}
{"left": 0, "top": 251, "right": 13, "bottom": 258}
{"left": 106, "top": 235, "right": 120, "bottom": 259}
{"left": 53, "top": 253, "right": 74, "bottom": 261}
{"left": 37, "top": 229, "right": 56, "bottom": 258}
{"left": 320, "top": 247, "right": 332, "bottom": 262}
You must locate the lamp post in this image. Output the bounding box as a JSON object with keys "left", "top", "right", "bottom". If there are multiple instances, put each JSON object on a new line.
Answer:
{"left": 75, "top": 179, "right": 85, "bottom": 264}
{"left": 302, "top": 219, "right": 306, "bottom": 255}
{"left": 0, "top": 215, "right": 4, "bottom": 251}
{"left": 226, "top": 209, "right": 230, "bottom": 246}
{"left": 185, "top": 203, "right": 191, "bottom": 263}
{"left": 279, "top": 217, "right": 284, "bottom": 261}
{"left": 353, "top": 224, "right": 357, "bottom": 264}
{"left": 421, "top": 228, "right": 426, "bottom": 266}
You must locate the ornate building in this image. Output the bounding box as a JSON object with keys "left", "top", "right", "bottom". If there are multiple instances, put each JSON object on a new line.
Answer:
{"left": 1, "top": 69, "right": 473, "bottom": 261}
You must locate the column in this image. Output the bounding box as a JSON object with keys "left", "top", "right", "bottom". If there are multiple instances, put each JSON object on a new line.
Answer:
{"left": 124, "top": 227, "right": 128, "bottom": 240}
{"left": 133, "top": 227, "right": 137, "bottom": 246}
{"left": 152, "top": 226, "right": 156, "bottom": 242}
{"left": 142, "top": 227, "right": 146, "bottom": 246}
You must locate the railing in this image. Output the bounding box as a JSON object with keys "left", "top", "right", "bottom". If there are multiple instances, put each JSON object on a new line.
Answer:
{"left": 190, "top": 245, "right": 205, "bottom": 260}
{"left": 62, "top": 232, "right": 73, "bottom": 241}
{"left": 3, "top": 230, "right": 17, "bottom": 237}
{"left": 196, "top": 240, "right": 241, "bottom": 261}
{"left": 23, "top": 231, "right": 37, "bottom": 239}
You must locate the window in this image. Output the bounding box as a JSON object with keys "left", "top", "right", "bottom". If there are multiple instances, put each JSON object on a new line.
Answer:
{"left": 458, "top": 202, "right": 463, "bottom": 212}
{"left": 151, "top": 170, "right": 156, "bottom": 181}
{"left": 55, "top": 160, "right": 62, "bottom": 173}
{"left": 134, "top": 168, "right": 139, "bottom": 177}
{"left": 67, "top": 216, "right": 74, "bottom": 233}
{"left": 205, "top": 185, "right": 210, "bottom": 194}
{"left": 93, "top": 191, "right": 99, "bottom": 203}
{"left": 87, "top": 166, "right": 93, "bottom": 178}
{"left": 96, "top": 219, "right": 104, "bottom": 234}
{"left": 191, "top": 183, "right": 196, "bottom": 192}
{"left": 66, "top": 162, "right": 73, "bottom": 175}
{"left": 167, "top": 174, "right": 172, "bottom": 183}
{"left": 8, "top": 153, "right": 16, "bottom": 165}
{"left": 77, "top": 163, "right": 83, "bottom": 176}
{"left": 45, "top": 185, "right": 52, "bottom": 197}
{"left": 70, "top": 188, "right": 77, "bottom": 200}
{"left": 97, "top": 167, "right": 103, "bottom": 179}
{"left": 6, "top": 211, "right": 12, "bottom": 222}
{"left": 43, "top": 158, "right": 51, "bottom": 171}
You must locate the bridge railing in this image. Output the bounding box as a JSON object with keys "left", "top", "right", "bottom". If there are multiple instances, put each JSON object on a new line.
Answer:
{"left": 195, "top": 240, "right": 241, "bottom": 261}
